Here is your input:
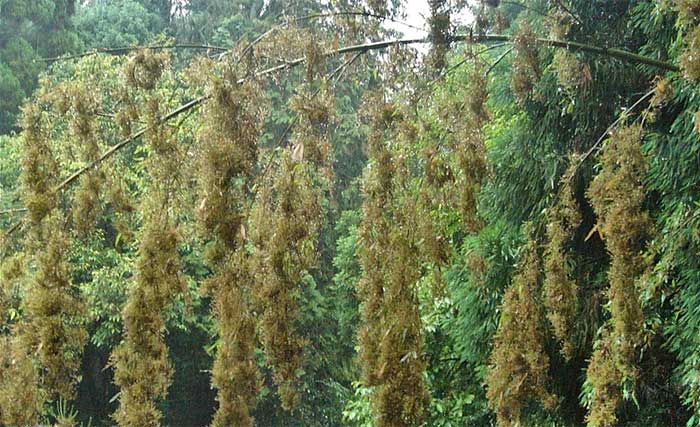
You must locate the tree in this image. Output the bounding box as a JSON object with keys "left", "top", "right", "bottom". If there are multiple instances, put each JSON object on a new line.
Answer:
{"left": 74, "top": 0, "right": 163, "bottom": 49}
{"left": 0, "top": 0, "right": 80, "bottom": 133}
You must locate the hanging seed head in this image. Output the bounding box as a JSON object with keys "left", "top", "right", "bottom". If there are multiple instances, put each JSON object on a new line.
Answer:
{"left": 486, "top": 234, "right": 558, "bottom": 427}
{"left": 428, "top": 0, "right": 451, "bottom": 71}
{"left": 543, "top": 161, "right": 581, "bottom": 359}
{"left": 125, "top": 50, "right": 169, "bottom": 90}
{"left": 511, "top": 22, "right": 541, "bottom": 103}
{"left": 584, "top": 125, "right": 651, "bottom": 424}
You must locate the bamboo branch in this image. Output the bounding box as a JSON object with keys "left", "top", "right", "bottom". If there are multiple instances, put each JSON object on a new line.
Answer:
{"left": 40, "top": 11, "right": 421, "bottom": 65}
{"left": 3, "top": 33, "right": 680, "bottom": 238}
{"left": 486, "top": 47, "right": 513, "bottom": 75}
{"left": 38, "top": 44, "right": 230, "bottom": 63}
{"left": 464, "top": 34, "right": 680, "bottom": 72}
{"left": 427, "top": 42, "right": 509, "bottom": 86}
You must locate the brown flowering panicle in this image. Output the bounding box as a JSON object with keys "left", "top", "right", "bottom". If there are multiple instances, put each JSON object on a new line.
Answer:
{"left": 106, "top": 172, "right": 137, "bottom": 246}
{"left": 0, "top": 254, "right": 41, "bottom": 426}
{"left": 677, "top": 0, "right": 700, "bottom": 81}
{"left": 456, "top": 67, "right": 489, "bottom": 232}
{"left": 288, "top": 83, "right": 335, "bottom": 174}
{"left": 0, "top": 252, "right": 24, "bottom": 322}
{"left": 680, "top": 27, "right": 700, "bottom": 81}
{"left": 585, "top": 124, "right": 651, "bottom": 427}
{"left": 250, "top": 153, "right": 321, "bottom": 410}
{"left": 543, "top": 161, "right": 581, "bottom": 359}
{"left": 486, "top": 233, "right": 558, "bottom": 427}
{"left": 551, "top": 49, "right": 589, "bottom": 95}
{"left": 196, "top": 59, "right": 264, "bottom": 427}
{"left": 356, "top": 96, "right": 429, "bottom": 426}
{"left": 585, "top": 329, "right": 624, "bottom": 427}
{"left": 248, "top": 66, "right": 332, "bottom": 410}
{"left": 643, "top": 77, "right": 673, "bottom": 123}
{"left": 511, "top": 22, "right": 542, "bottom": 103}
{"left": 111, "top": 208, "right": 185, "bottom": 427}
{"left": 14, "top": 100, "right": 87, "bottom": 409}
{"left": 357, "top": 97, "right": 397, "bottom": 388}
{"left": 421, "top": 64, "right": 488, "bottom": 242}
{"left": 0, "top": 335, "right": 43, "bottom": 426}
{"left": 428, "top": 0, "right": 451, "bottom": 71}
{"left": 61, "top": 82, "right": 104, "bottom": 235}
{"left": 125, "top": 50, "right": 168, "bottom": 90}
{"left": 372, "top": 206, "right": 429, "bottom": 427}
{"left": 197, "top": 61, "right": 260, "bottom": 254}
{"left": 415, "top": 64, "right": 489, "bottom": 290}
{"left": 303, "top": 35, "right": 325, "bottom": 84}
{"left": 207, "top": 260, "right": 260, "bottom": 427}
{"left": 20, "top": 104, "right": 58, "bottom": 226}
{"left": 22, "top": 212, "right": 87, "bottom": 401}
{"left": 111, "top": 50, "right": 186, "bottom": 427}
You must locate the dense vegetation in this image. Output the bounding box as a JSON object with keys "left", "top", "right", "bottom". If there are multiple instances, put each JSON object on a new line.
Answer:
{"left": 1, "top": 0, "right": 700, "bottom": 426}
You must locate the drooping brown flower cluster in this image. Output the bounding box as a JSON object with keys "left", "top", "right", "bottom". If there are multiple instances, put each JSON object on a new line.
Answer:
{"left": 428, "top": 0, "right": 451, "bottom": 71}
{"left": 0, "top": 106, "right": 52, "bottom": 426}
{"left": 374, "top": 224, "right": 428, "bottom": 427}
{"left": 196, "top": 59, "right": 264, "bottom": 427}
{"left": 0, "top": 251, "right": 43, "bottom": 426}
{"left": 486, "top": 232, "right": 558, "bottom": 427}
{"left": 125, "top": 50, "right": 167, "bottom": 90}
{"left": 250, "top": 153, "right": 321, "bottom": 410}
{"left": 357, "top": 98, "right": 398, "bottom": 388}
{"left": 207, "top": 260, "right": 260, "bottom": 427}
{"left": 511, "top": 22, "right": 541, "bottom": 103}
{"left": 643, "top": 77, "right": 673, "bottom": 123}
{"left": 585, "top": 329, "right": 624, "bottom": 427}
{"left": 60, "top": 82, "right": 104, "bottom": 235}
{"left": 111, "top": 50, "right": 186, "bottom": 427}
{"left": 20, "top": 104, "right": 59, "bottom": 226}
{"left": 357, "top": 97, "right": 429, "bottom": 427}
{"left": 111, "top": 211, "right": 184, "bottom": 427}
{"left": 23, "top": 212, "right": 87, "bottom": 400}
{"left": 249, "top": 78, "right": 332, "bottom": 410}
{"left": 0, "top": 334, "right": 43, "bottom": 426}
{"left": 551, "top": 49, "right": 589, "bottom": 95}
{"left": 543, "top": 161, "right": 581, "bottom": 359}
{"left": 677, "top": 0, "right": 700, "bottom": 81}
{"left": 415, "top": 65, "right": 489, "bottom": 292}
{"left": 585, "top": 124, "right": 651, "bottom": 427}
{"left": 455, "top": 67, "right": 489, "bottom": 231}
{"left": 16, "top": 102, "right": 87, "bottom": 410}
{"left": 420, "top": 64, "right": 489, "bottom": 238}
{"left": 288, "top": 83, "right": 334, "bottom": 172}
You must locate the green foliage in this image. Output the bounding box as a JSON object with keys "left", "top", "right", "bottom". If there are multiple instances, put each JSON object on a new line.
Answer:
{"left": 0, "top": 63, "right": 25, "bottom": 132}
{"left": 4, "top": 1, "right": 700, "bottom": 427}
{"left": 0, "top": 0, "right": 80, "bottom": 133}
{"left": 74, "top": 0, "right": 163, "bottom": 49}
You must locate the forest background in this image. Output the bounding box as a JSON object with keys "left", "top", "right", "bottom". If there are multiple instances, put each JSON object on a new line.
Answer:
{"left": 1, "top": 0, "right": 700, "bottom": 426}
